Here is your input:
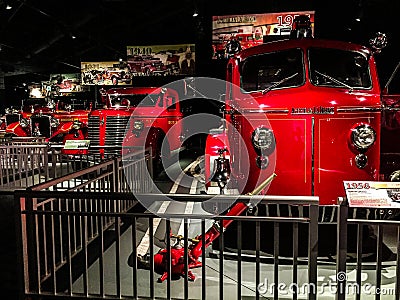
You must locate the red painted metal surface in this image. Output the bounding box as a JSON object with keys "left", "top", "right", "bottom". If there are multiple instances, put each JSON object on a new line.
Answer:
{"left": 205, "top": 36, "right": 385, "bottom": 205}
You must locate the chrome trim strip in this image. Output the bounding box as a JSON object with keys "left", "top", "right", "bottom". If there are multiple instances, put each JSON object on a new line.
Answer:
{"left": 239, "top": 109, "right": 289, "bottom": 114}
{"left": 337, "top": 107, "right": 381, "bottom": 113}
{"left": 311, "top": 117, "right": 315, "bottom": 196}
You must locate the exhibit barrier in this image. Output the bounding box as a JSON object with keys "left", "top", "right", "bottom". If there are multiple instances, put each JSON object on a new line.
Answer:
{"left": 0, "top": 140, "right": 149, "bottom": 189}
{"left": 0, "top": 142, "right": 49, "bottom": 189}
{"left": 336, "top": 200, "right": 400, "bottom": 300}
{"left": 14, "top": 192, "right": 319, "bottom": 300}
{"left": 14, "top": 147, "right": 153, "bottom": 299}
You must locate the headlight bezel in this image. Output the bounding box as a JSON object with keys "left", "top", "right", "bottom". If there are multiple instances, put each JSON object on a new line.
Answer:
{"left": 19, "top": 118, "right": 29, "bottom": 128}
{"left": 50, "top": 117, "right": 60, "bottom": 128}
{"left": 133, "top": 120, "right": 144, "bottom": 131}
{"left": 251, "top": 126, "right": 276, "bottom": 155}
{"left": 72, "top": 120, "right": 82, "bottom": 130}
{"left": 350, "top": 123, "right": 376, "bottom": 151}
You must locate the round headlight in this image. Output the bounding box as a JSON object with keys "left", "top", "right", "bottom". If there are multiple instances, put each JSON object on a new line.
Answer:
{"left": 72, "top": 120, "right": 82, "bottom": 129}
{"left": 351, "top": 124, "right": 376, "bottom": 150}
{"left": 251, "top": 127, "right": 276, "bottom": 155}
{"left": 50, "top": 117, "right": 59, "bottom": 128}
{"left": 19, "top": 118, "right": 29, "bottom": 128}
{"left": 133, "top": 120, "right": 144, "bottom": 131}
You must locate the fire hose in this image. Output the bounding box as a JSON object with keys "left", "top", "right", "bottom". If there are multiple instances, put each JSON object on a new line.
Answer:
{"left": 153, "top": 172, "right": 277, "bottom": 282}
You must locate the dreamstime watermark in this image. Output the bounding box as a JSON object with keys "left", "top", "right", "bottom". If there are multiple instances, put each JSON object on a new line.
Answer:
{"left": 257, "top": 272, "right": 395, "bottom": 296}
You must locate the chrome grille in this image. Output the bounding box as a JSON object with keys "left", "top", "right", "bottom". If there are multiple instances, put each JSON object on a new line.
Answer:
{"left": 105, "top": 116, "right": 130, "bottom": 156}
{"left": 87, "top": 116, "right": 100, "bottom": 146}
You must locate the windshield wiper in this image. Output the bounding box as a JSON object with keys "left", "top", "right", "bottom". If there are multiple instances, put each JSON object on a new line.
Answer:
{"left": 262, "top": 72, "right": 299, "bottom": 94}
{"left": 315, "top": 70, "right": 354, "bottom": 92}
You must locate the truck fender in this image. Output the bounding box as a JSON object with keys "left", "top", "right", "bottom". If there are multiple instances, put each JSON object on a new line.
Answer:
{"left": 204, "top": 128, "right": 230, "bottom": 187}
{"left": 5, "top": 122, "right": 28, "bottom": 137}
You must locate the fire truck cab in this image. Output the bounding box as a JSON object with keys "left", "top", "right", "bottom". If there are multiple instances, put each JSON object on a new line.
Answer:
{"left": 87, "top": 87, "right": 183, "bottom": 173}
{"left": 205, "top": 16, "right": 399, "bottom": 209}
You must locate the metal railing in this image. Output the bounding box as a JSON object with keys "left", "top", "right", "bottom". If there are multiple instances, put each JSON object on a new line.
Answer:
{"left": 0, "top": 143, "right": 49, "bottom": 189}
{"left": 336, "top": 199, "right": 400, "bottom": 300}
{"left": 0, "top": 139, "right": 150, "bottom": 190}
{"left": 15, "top": 192, "right": 319, "bottom": 300}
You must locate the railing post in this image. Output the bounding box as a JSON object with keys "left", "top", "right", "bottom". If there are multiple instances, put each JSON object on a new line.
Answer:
{"left": 43, "top": 145, "right": 49, "bottom": 182}
{"left": 113, "top": 156, "right": 119, "bottom": 193}
{"left": 336, "top": 197, "right": 348, "bottom": 300}
{"left": 15, "top": 190, "right": 26, "bottom": 300}
{"left": 308, "top": 203, "right": 318, "bottom": 300}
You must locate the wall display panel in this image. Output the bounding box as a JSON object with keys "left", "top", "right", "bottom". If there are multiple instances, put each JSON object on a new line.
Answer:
{"left": 126, "top": 44, "right": 196, "bottom": 76}
{"left": 45, "top": 73, "right": 86, "bottom": 93}
{"left": 212, "top": 10, "right": 315, "bottom": 59}
{"left": 81, "top": 61, "right": 132, "bottom": 86}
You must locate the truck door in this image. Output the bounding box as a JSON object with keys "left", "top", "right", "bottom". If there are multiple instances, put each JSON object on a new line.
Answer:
{"left": 163, "top": 93, "right": 183, "bottom": 151}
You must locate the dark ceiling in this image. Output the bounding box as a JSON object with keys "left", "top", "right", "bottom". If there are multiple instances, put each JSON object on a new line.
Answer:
{"left": 0, "top": 0, "right": 399, "bottom": 84}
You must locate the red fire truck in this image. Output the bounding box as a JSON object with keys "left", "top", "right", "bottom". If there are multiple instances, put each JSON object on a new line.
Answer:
{"left": 204, "top": 18, "right": 400, "bottom": 211}
{"left": 85, "top": 87, "right": 183, "bottom": 172}
{"left": 4, "top": 97, "right": 91, "bottom": 144}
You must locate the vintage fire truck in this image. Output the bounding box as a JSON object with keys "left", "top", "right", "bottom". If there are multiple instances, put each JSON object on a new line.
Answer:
{"left": 4, "top": 97, "right": 91, "bottom": 144}
{"left": 84, "top": 87, "right": 183, "bottom": 172}
{"left": 204, "top": 17, "right": 400, "bottom": 211}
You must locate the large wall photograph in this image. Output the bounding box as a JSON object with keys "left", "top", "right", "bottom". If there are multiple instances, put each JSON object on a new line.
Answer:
{"left": 212, "top": 10, "right": 315, "bottom": 59}
{"left": 126, "top": 44, "right": 196, "bottom": 76}
{"left": 81, "top": 61, "right": 132, "bottom": 86}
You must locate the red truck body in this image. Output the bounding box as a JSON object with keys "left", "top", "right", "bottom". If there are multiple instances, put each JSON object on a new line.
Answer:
{"left": 84, "top": 87, "right": 183, "bottom": 168}
{"left": 4, "top": 98, "right": 90, "bottom": 144}
{"left": 205, "top": 34, "right": 399, "bottom": 206}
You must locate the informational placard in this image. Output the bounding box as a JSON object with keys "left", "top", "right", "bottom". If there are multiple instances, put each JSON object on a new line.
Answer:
{"left": 343, "top": 181, "right": 400, "bottom": 208}
{"left": 64, "top": 140, "right": 90, "bottom": 150}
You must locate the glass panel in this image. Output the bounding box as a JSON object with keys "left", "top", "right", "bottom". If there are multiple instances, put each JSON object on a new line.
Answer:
{"left": 109, "top": 93, "right": 161, "bottom": 107}
{"left": 240, "top": 48, "right": 304, "bottom": 92}
{"left": 309, "top": 48, "right": 372, "bottom": 89}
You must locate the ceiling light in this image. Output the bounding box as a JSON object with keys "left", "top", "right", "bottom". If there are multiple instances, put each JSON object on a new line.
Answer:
{"left": 6, "top": 4, "right": 12, "bottom": 9}
{"left": 193, "top": 11, "right": 198, "bottom": 17}
{"left": 71, "top": 35, "right": 76, "bottom": 39}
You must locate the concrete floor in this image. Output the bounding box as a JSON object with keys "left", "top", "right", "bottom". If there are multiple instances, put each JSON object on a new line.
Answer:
{"left": 1, "top": 149, "right": 399, "bottom": 299}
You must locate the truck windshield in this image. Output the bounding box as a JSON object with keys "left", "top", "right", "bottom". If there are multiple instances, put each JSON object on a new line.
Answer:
{"left": 240, "top": 48, "right": 304, "bottom": 92}
{"left": 309, "top": 48, "right": 371, "bottom": 89}
{"left": 109, "top": 93, "right": 160, "bottom": 107}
